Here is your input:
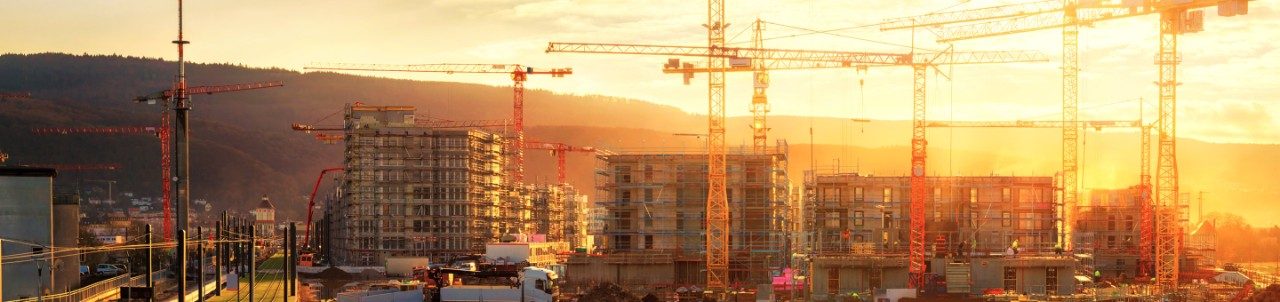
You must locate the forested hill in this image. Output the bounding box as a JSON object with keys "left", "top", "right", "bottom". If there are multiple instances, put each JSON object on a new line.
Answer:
{"left": 1, "top": 53, "right": 1277, "bottom": 227}
{"left": 0, "top": 53, "right": 699, "bottom": 219}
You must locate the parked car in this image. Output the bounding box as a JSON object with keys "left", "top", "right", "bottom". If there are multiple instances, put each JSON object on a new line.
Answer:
{"left": 80, "top": 265, "right": 90, "bottom": 276}
{"left": 96, "top": 264, "right": 126, "bottom": 276}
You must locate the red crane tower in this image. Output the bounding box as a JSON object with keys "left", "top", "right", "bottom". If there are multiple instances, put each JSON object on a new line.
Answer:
{"left": 31, "top": 126, "right": 176, "bottom": 239}
{"left": 303, "top": 63, "right": 571, "bottom": 184}
{"left": 523, "top": 141, "right": 596, "bottom": 184}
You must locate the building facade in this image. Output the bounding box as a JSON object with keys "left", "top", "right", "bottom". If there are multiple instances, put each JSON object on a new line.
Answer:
{"left": 588, "top": 146, "right": 791, "bottom": 286}
{"left": 804, "top": 173, "right": 1071, "bottom": 299}
{"left": 332, "top": 104, "right": 511, "bottom": 266}
{"left": 252, "top": 195, "right": 276, "bottom": 237}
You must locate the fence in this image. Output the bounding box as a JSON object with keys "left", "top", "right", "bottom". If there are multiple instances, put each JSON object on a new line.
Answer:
{"left": 9, "top": 270, "right": 165, "bottom": 302}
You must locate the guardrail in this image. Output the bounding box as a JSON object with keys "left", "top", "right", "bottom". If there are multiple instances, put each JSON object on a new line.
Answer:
{"left": 10, "top": 271, "right": 164, "bottom": 302}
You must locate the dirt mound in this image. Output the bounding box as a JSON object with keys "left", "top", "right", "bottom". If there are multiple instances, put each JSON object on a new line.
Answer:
{"left": 301, "top": 266, "right": 352, "bottom": 279}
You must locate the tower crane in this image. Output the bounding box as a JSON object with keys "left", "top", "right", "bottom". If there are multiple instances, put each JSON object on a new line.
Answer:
{"left": 749, "top": 19, "right": 769, "bottom": 154}
{"left": 22, "top": 163, "right": 123, "bottom": 171}
{"left": 0, "top": 92, "right": 32, "bottom": 99}
{"left": 548, "top": 41, "right": 1047, "bottom": 288}
{"left": 523, "top": 141, "right": 596, "bottom": 185}
{"left": 137, "top": 2, "right": 286, "bottom": 296}
{"left": 31, "top": 126, "right": 178, "bottom": 239}
{"left": 885, "top": 0, "right": 1253, "bottom": 290}
{"left": 303, "top": 63, "right": 571, "bottom": 184}
{"left": 135, "top": 80, "right": 284, "bottom": 240}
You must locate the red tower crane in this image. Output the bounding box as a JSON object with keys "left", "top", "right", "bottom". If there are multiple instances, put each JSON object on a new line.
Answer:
{"left": 0, "top": 92, "right": 33, "bottom": 99}
{"left": 134, "top": 80, "right": 283, "bottom": 240}
{"left": 523, "top": 141, "right": 596, "bottom": 184}
{"left": 31, "top": 126, "right": 175, "bottom": 239}
{"left": 303, "top": 63, "right": 571, "bottom": 184}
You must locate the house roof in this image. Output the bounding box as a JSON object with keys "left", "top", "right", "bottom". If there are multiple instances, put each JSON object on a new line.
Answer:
{"left": 257, "top": 195, "right": 274, "bottom": 209}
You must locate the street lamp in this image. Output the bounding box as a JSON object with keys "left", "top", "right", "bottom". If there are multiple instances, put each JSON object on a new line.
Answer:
{"left": 1, "top": 238, "right": 52, "bottom": 301}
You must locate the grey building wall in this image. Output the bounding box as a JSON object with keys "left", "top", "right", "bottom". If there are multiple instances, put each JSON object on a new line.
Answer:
{"left": 52, "top": 194, "right": 80, "bottom": 294}
{"left": 0, "top": 168, "right": 55, "bottom": 300}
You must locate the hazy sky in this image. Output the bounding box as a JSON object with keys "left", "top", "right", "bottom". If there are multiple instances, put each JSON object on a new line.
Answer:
{"left": 2, "top": 0, "right": 1276, "bottom": 144}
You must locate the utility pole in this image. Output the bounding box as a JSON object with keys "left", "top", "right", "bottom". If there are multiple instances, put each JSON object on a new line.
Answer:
{"left": 146, "top": 224, "right": 154, "bottom": 291}
{"left": 214, "top": 220, "right": 222, "bottom": 297}
{"left": 283, "top": 224, "right": 290, "bottom": 299}
{"left": 176, "top": 229, "right": 186, "bottom": 302}
{"left": 248, "top": 226, "right": 255, "bottom": 302}
{"left": 290, "top": 222, "right": 298, "bottom": 297}
{"left": 171, "top": 1, "right": 192, "bottom": 298}
{"left": 197, "top": 227, "right": 204, "bottom": 302}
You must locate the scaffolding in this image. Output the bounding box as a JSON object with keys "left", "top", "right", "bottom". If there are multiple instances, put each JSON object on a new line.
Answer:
{"left": 1074, "top": 186, "right": 1191, "bottom": 280}
{"left": 592, "top": 141, "right": 791, "bottom": 286}
{"left": 805, "top": 173, "right": 1060, "bottom": 257}
{"left": 333, "top": 103, "right": 510, "bottom": 265}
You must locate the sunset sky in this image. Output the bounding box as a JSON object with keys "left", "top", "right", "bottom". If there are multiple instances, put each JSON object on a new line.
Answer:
{"left": 4, "top": 0, "right": 1275, "bottom": 144}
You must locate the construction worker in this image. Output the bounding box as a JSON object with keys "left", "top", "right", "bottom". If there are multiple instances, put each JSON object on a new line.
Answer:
{"left": 1054, "top": 242, "right": 1064, "bottom": 255}
{"left": 1011, "top": 239, "right": 1020, "bottom": 255}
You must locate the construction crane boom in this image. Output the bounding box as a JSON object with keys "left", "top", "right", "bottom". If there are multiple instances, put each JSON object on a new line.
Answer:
{"left": 417, "top": 119, "right": 511, "bottom": 129}
{"left": 925, "top": 120, "right": 1141, "bottom": 128}
{"left": 136, "top": 81, "right": 284, "bottom": 103}
{"left": 549, "top": 42, "right": 1048, "bottom": 66}
{"left": 304, "top": 63, "right": 571, "bottom": 184}
{"left": 880, "top": 0, "right": 1061, "bottom": 30}
{"left": 31, "top": 126, "right": 173, "bottom": 239}
{"left": 524, "top": 141, "right": 596, "bottom": 184}
{"left": 0, "top": 92, "right": 33, "bottom": 99}
{"left": 32, "top": 126, "right": 160, "bottom": 135}
{"left": 303, "top": 167, "right": 343, "bottom": 248}
{"left": 933, "top": 0, "right": 1246, "bottom": 43}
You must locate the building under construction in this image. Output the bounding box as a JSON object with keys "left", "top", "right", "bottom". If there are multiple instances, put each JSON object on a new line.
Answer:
{"left": 1075, "top": 187, "right": 1201, "bottom": 282}
{"left": 568, "top": 144, "right": 791, "bottom": 289}
{"left": 804, "top": 173, "right": 1075, "bottom": 299}
{"left": 331, "top": 104, "right": 511, "bottom": 265}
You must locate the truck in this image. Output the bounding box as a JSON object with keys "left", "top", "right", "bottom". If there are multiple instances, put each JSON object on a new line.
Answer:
{"left": 432, "top": 266, "right": 559, "bottom": 302}
{"left": 385, "top": 256, "right": 431, "bottom": 277}
{"left": 485, "top": 242, "right": 569, "bottom": 267}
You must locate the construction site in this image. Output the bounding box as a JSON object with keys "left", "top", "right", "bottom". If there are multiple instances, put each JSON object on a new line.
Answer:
{"left": 1, "top": 0, "right": 1276, "bottom": 302}
{"left": 327, "top": 103, "right": 591, "bottom": 265}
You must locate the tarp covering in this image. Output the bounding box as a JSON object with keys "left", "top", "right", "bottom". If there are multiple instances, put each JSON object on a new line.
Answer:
{"left": 1213, "top": 271, "right": 1251, "bottom": 285}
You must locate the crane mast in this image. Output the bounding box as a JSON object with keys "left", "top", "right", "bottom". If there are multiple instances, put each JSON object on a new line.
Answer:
{"left": 524, "top": 141, "right": 596, "bottom": 184}
{"left": 704, "top": 0, "right": 729, "bottom": 292}
{"left": 750, "top": 19, "right": 770, "bottom": 154}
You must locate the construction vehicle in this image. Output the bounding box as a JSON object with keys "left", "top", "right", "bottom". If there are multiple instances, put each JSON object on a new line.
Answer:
{"left": 417, "top": 266, "right": 559, "bottom": 302}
